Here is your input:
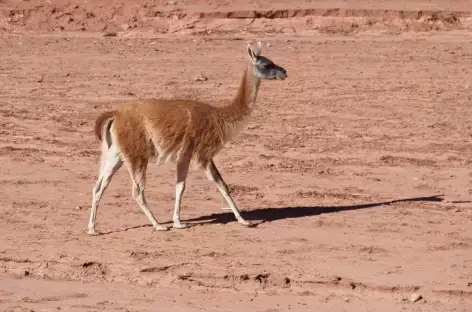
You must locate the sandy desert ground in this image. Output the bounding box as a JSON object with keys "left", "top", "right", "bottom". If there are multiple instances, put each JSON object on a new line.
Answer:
{"left": 1, "top": 0, "right": 472, "bottom": 311}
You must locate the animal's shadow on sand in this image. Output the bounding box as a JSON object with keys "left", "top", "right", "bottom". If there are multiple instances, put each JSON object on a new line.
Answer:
{"left": 97, "top": 195, "right": 443, "bottom": 235}
{"left": 184, "top": 194, "right": 444, "bottom": 226}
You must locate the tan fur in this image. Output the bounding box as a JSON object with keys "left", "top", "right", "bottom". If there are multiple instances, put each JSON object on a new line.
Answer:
{"left": 101, "top": 63, "right": 258, "bottom": 169}
{"left": 94, "top": 110, "right": 116, "bottom": 142}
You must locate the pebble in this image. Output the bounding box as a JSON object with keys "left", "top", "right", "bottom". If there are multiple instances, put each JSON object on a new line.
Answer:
{"left": 410, "top": 293, "right": 422, "bottom": 302}
{"left": 194, "top": 74, "right": 208, "bottom": 82}
{"left": 120, "top": 23, "right": 131, "bottom": 31}
{"left": 11, "top": 268, "right": 30, "bottom": 277}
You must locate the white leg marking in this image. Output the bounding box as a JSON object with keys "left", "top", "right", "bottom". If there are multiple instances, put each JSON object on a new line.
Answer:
{"left": 131, "top": 178, "right": 168, "bottom": 232}
{"left": 128, "top": 164, "right": 167, "bottom": 232}
{"left": 220, "top": 194, "right": 231, "bottom": 210}
{"left": 204, "top": 161, "right": 252, "bottom": 226}
{"left": 173, "top": 182, "right": 187, "bottom": 229}
{"left": 173, "top": 157, "right": 190, "bottom": 229}
{"left": 88, "top": 144, "right": 123, "bottom": 235}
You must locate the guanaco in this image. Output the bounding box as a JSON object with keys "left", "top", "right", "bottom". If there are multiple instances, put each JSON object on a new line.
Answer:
{"left": 88, "top": 41, "right": 287, "bottom": 235}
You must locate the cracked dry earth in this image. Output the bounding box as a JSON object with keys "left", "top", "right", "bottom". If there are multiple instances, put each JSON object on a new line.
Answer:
{"left": 1, "top": 0, "right": 472, "bottom": 311}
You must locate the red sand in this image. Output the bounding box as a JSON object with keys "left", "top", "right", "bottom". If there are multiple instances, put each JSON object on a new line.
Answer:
{"left": 1, "top": 1, "right": 472, "bottom": 311}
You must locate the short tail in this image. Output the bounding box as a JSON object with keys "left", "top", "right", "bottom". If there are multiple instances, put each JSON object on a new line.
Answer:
{"left": 94, "top": 110, "right": 117, "bottom": 142}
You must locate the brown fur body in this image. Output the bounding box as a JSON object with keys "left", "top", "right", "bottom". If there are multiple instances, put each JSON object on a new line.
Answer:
{"left": 94, "top": 64, "right": 257, "bottom": 169}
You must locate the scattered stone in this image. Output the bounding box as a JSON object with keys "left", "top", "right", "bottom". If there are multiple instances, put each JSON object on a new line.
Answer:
{"left": 103, "top": 32, "right": 117, "bottom": 37}
{"left": 37, "top": 76, "right": 44, "bottom": 83}
{"left": 410, "top": 293, "right": 422, "bottom": 302}
{"left": 82, "top": 261, "right": 96, "bottom": 268}
{"left": 194, "top": 74, "right": 208, "bottom": 82}
{"left": 11, "top": 268, "right": 30, "bottom": 277}
{"left": 120, "top": 23, "right": 131, "bottom": 31}
{"left": 39, "top": 272, "right": 48, "bottom": 279}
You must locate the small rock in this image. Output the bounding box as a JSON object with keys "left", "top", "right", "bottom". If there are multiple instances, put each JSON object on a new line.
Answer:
{"left": 11, "top": 268, "right": 30, "bottom": 277}
{"left": 194, "top": 74, "right": 208, "bottom": 82}
{"left": 37, "top": 76, "right": 44, "bottom": 83}
{"left": 103, "top": 32, "right": 117, "bottom": 37}
{"left": 410, "top": 293, "right": 422, "bottom": 302}
{"left": 454, "top": 208, "right": 461, "bottom": 212}
{"left": 120, "top": 23, "right": 131, "bottom": 31}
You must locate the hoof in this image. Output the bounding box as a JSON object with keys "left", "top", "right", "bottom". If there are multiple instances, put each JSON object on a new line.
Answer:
{"left": 238, "top": 220, "right": 255, "bottom": 227}
{"left": 173, "top": 222, "right": 188, "bottom": 229}
{"left": 87, "top": 229, "right": 100, "bottom": 236}
{"left": 153, "top": 225, "right": 169, "bottom": 231}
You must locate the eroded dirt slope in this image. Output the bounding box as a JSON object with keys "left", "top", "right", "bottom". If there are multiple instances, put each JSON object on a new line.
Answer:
{"left": 1, "top": 0, "right": 472, "bottom": 34}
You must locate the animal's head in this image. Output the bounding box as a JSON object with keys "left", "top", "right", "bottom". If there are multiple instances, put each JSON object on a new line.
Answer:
{"left": 247, "top": 41, "right": 287, "bottom": 81}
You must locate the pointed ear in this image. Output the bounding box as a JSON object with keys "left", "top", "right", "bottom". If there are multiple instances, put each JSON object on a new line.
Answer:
{"left": 247, "top": 43, "right": 257, "bottom": 62}
{"left": 254, "top": 40, "right": 262, "bottom": 56}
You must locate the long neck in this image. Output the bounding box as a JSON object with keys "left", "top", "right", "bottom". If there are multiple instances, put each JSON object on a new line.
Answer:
{"left": 219, "top": 62, "right": 261, "bottom": 123}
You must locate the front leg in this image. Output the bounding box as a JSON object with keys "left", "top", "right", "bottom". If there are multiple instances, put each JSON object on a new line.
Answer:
{"left": 173, "top": 157, "right": 191, "bottom": 229}
{"left": 204, "top": 160, "right": 253, "bottom": 227}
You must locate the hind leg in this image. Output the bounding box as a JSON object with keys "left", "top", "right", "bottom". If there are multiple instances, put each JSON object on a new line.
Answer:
{"left": 88, "top": 144, "right": 123, "bottom": 235}
{"left": 127, "top": 160, "right": 168, "bottom": 231}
